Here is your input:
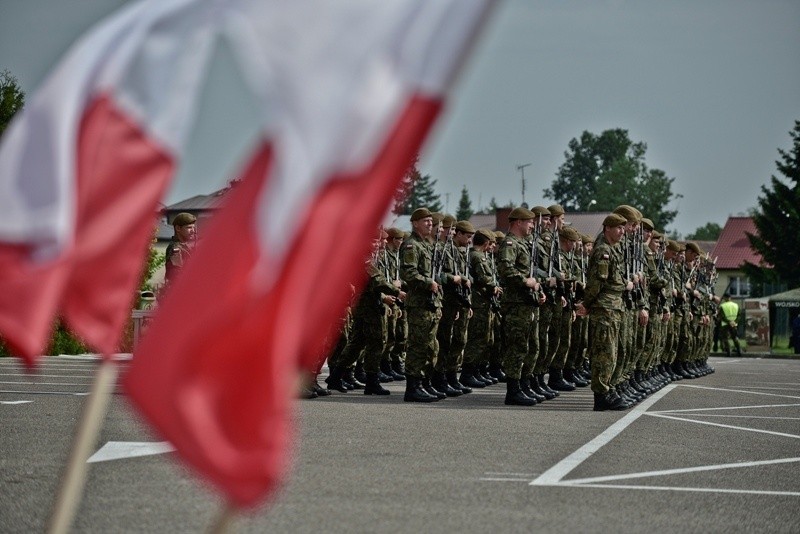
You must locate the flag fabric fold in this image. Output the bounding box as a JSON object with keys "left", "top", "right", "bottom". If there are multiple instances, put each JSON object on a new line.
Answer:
{"left": 0, "top": 0, "right": 494, "bottom": 509}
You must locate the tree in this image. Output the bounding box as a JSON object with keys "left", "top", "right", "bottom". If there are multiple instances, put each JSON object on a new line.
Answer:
{"left": 742, "top": 120, "right": 800, "bottom": 294}
{"left": 1, "top": 70, "right": 25, "bottom": 137}
{"left": 393, "top": 156, "right": 443, "bottom": 214}
{"left": 456, "top": 186, "right": 473, "bottom": 221}
{"left": 685, "top": 222, "right": 722, "bottom": 241}
{"left": 544, "top": 128, "right": 681, "bottom": 230}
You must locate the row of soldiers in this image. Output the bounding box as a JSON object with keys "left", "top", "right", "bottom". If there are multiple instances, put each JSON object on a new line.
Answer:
{"left": 305, "top": 204, "right": 717, "bottom": 411}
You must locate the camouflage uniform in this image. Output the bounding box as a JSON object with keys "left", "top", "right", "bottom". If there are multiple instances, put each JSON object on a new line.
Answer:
{"left": 400, "top": 231, "right": 442, "bottom": 379}
{"left": 463, "top": 247, "right": 498, "bottom": 371}
{"left": 584, "top": 234, "right": 626, "bottom": 394}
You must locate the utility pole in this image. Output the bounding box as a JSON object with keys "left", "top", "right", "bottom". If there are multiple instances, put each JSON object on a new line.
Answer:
{"left": 517, "top": 163, "right": 531, "bottom": 206}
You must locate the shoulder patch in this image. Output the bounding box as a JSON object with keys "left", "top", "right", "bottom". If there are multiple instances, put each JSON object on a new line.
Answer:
{"left": 602, "top": 253, "right": 610, "bottom": 259}
{"left": 405, "top": 244, "right": 414, "bottom": 249}
{"left": 505, "top": 241, "right": 512, "bottom": 245}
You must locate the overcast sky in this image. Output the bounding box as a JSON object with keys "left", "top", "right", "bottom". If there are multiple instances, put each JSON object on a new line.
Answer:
{"left": 2, "top": 0, "right": 798, "bottom": 236}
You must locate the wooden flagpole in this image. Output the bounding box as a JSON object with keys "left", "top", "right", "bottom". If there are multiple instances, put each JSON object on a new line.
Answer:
{"left": 207, "top": 503, "right": 236, "bottom": 534}
{"left": 47, "top": 358, "right": 119, "bottom": 534}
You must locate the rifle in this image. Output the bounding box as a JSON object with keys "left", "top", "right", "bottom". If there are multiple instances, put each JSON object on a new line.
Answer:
{"left": 574, "top": 241, "right": 586, "bottom": 303}
{"left": 428, "top": 230, "right": 443, "bottom": 310}
{"left": 455, "top": 244, "right": 472, "bottom": 308}
{"left": 394, "top": 247, "right": 405, "bottom": 309}
{"left": 489, "top": 250, "right": 502, "bottom": 313}
{"left": 622, "top": 232, "right": 634, "bottom": 309}
{"left": 526, "top": 217, "right": 542, "bottom": 306}
{"left": 546, "top": 228, "right": 560, "bottom": 304}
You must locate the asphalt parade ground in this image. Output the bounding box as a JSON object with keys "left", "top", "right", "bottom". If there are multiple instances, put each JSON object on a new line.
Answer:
{"left": 2, "top": 356, "right": 799, "bottom": 533}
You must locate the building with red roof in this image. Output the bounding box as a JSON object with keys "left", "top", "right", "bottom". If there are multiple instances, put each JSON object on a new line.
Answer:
{"left": 710, "top": 216, "right": 764, "bottom": 299}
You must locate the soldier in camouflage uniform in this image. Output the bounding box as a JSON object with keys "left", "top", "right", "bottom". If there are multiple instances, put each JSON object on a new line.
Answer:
{"left": 564, "top": 233, "right": 593, "bottom": 386}
{"left": 400, "top": 208, "right": 444, "bottom": 403}
{"left": 381, "top": 227, "right": 408, "bottom": 381}
{"left": 548, "top": 226, "right": 582, "bottom": 391}
{"left": 497, "top": 207, "right": 547, "bottom": 406}
{"left": 327, "top": 229, "right": 401, "bottom": 395}
{"left": 434, "top": 219, "right": 475, "bottom": 396}
{"left": 486, "top": 231, "right": 507, "bottom": 382}
{"left": 575, "top": 213, "right": 631, "bottom": 411}
{"left": 462, "top": 229, "right": 502, "bottom": 388}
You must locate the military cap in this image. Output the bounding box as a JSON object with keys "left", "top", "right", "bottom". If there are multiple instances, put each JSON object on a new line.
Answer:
{"left": 410, "top": 207, "right": 433, "bottom": 221}
{"left": 172, "top": 212, "right": 196, "bottom": 227}
{"left": 386, "top": 227, "right": 405, "bottom": 239}
{"left": 441, "top": 214, "right": 457, "bottom": 228}
{"left": 403, "top": 231, "right": 411, "bottom": 239}
{"left": 548, "top": 204, "right": 565, "bottom": 216}
{"left": 431, "top": 212, "right": 444, "bottom": 224}
{"left": 613, "top": 204, "right": 641, "bottom": 222}
{"left": 685, "top": 242, "right": 702, "bottom": 255}
{"left": 666, "top": 239, "right": 681, "bottom": 252}
{"left": 508, "top": 207, "right": 535, "bottom": 221}
{"left": 602, "top": 213, "right": 627, "bottom": 227}
{"left": 494, "top": 231, "right": 506, "bottom": 241}
{"left": 581, "top": 233, "right": 594, "bottom": 244}
{"left": 558, "top": 226, "right": 581, "bottom": 241}
{"left": 473, "top": 229, "right": 494, "bottom": 245}
{"left": 651, "top": 230, "right": 663, "bottom": 239}
{"left": 640, "top": 217, "right": 654, "bottom": 231}
{"left": 455, "top": 220, "right": 476, "bottom": 234}
{"left": 531, "top": 205, "right": 550, "bottom": 217}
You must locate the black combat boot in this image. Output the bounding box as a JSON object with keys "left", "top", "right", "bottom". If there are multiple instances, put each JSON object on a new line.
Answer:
{"left": 364, "top": 372, "right": 391, "bottom": 395}
{"left": 433, "top": 371, "right": 463, "bottom": 397}
{"left": 447, "top": 371, "right": 472, "bottom": 394}
{"left": 310, "top": 376, "right": 332, "bottom": 397}
{"left": 345, "top": 368, "right": 366, "bottom": 389}
{"left": 404, "top": 377, "right": 438, "bottom": 403}
{"left": 537, "top": 374, "right": 559, "bottom": 398}
{"left": 593, "top": 392, "right": 630, "bottom": 411}
{"left": 488, "top": 365, "right": 508, "bottom": 383}
{"left": 505, "top": 379, "right": 538, "bottom": 406}
{"left": 520, "top": 376, "right": 545, "bottom": 402}
{"left": 423, "top": 378, "right": 447, "bottom": 400}
{"left": 354, "top": 362, "right": 367, "bottom": 384}
{"left": 460, "top": 364, "right": 487, "bottom": 388}
{"left": 324, "top": 367, "right": 349, "bottom": 393}
{"left": 548, "top": 369, "right": 576, "bottom": 391}
{"left": 391, "top": 359, "right": 406, "bottom": 379}
{"left": 565, "top": 368, "right": 589, "bottom": 387}
{"left": 478, "top": 364, "right": 498, "bottom": 385}
{"left": 379, "top": 360, "right": 395, "bottom": 382}
{"left": 530, "top": 375, "right": 554, "bottom": 401}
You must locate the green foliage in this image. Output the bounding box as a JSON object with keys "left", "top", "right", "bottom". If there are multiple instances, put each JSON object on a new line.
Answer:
{"left": 742, "top": 120, "right": 800, "bottom": 293}
{"left": 393, "top": 155, "right": 443, "bottom": 214}
{"left": 1, "top": 70, "right": 25, "bottom": 137}
{"left": 686, "top": 222, "right": 722, "bottom": 241}
{"left": 544, "top": 128, "right": 681, "bottom": 230}
{"left": 47, "top": 321, "right": 89, "bottom": 355}
{"left": 456, "top": 186, "right": 473, "bottom": 221}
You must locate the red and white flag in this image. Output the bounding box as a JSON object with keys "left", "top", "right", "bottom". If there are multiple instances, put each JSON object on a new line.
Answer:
{"left": 0, "top": 0, "right": 217, "bottom": 364}
{"left": 0, "top": 0, "right": 494, "bottom": 509}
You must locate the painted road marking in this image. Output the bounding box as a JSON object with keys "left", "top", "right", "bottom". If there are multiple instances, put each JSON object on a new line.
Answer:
{"left": 645, "top": 413, "right": 800, "bottom": 439}
{"left": 1, "top": 400, "right": 33, "bottom": 405}
{"left": 88, "top": 441, "right": 175, "bottom": 463}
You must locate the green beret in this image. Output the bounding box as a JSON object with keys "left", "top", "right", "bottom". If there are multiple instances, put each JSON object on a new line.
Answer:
{"left": 473, "top": 229, "right": 494, "bottom": 245}
{"left": 441, "top": 214, "right": 456, "bottom": 228}
{"left": 386, "top": 227, "right": 405, "bottom": 239}
{"left": 410, "top": 207, "right": 433, "bottom": 221}
{"left": 640, "top": 217, "right": 654, "bottom": 231}
{"left": 685, "top": 242, "right": 702, "bottom": 255}
{"left": 494, "top": 231, "right": 506, "bottom": 241}
{"left": 431, "top": 212, "right": 444, "bottom": 224}
{"left": 602, "top": 213, "right": 627, "bottom": 227}
{"left": 508, "top": 207, "right": 535, "bottom": 221}
{"left": 651, "top": 230, "right": 663, "bottom": 239}
{"left": 666, "top": 239, "right": 681, "bottom": 252}
{"left": 548, "top": 204, "right": 565, "bottom": 216}
{"left": 531, "top": 205, "right": 550, "bottom": 217}
{"left": 558, "top": 226, "right": 580, "bottom": 241}
{"left": 581, "top": 233, "right": 594, "bottom": 244}
{"left": 172, "top": 212, "right": 196, "bottom": 227}
{"left": 613, "top": 204, "right": 641, "bottom": 222}
{"left": 455, "top": 220, "right": 475, "bottom": 234}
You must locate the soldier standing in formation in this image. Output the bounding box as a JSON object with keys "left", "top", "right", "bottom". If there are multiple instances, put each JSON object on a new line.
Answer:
{"left": 315, "top": 202, "right": 716, "bottom": 410}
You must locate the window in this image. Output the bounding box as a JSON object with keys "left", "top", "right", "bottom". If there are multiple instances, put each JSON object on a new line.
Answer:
{"left": 728, "top": 276, "right": 751, "bottom": 298}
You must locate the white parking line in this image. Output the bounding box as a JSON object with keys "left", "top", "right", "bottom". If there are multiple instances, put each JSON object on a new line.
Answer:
{"left": 645, "top": 413, "right": 800, "bottom": 439}
{"left": 530, "top": 385, "right": 675, "bottom": 487}
{"left": 650, "top": 403, "right": 800, "bottom": 414}
{"left": 679, "top": 384, "right": 800, "bottom": 400}
{"left": 562, "top": 457, "right": 800, "bottom": 485}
